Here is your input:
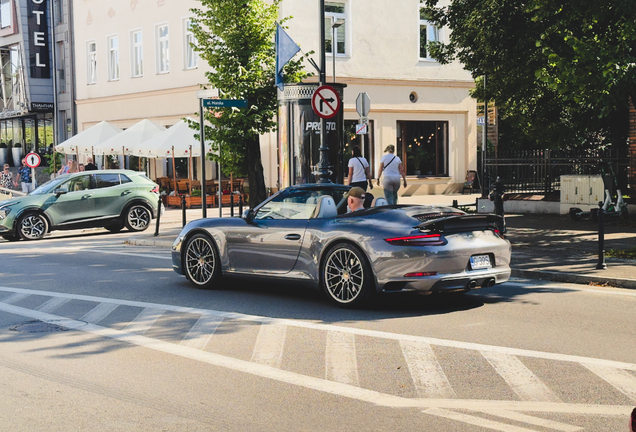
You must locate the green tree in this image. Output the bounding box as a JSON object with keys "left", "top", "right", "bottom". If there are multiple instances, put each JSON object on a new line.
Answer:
{"left": 422, "top": 0, "right": 634, "bottom": 150}
{"left": 190, "top": 0, "right": 308, "bottom": 207}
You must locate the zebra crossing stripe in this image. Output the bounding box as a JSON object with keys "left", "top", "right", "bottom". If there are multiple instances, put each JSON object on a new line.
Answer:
{"left": 2, "top": 292, "right": 30, "bottom": 304}
{"left": 81, "top": 303, "right": 119, "bottom": 324}
{"left": 479, "top": 409, "right": 583, "bottom": 432}
{"left": 423, "top": 408, "right": 539, "bottom": 432}
{"left": 251, "top": 323, "right": 287, "bottom": 368}
{"left": 180, "top": 314, "right": 223, "bottom": 350}
{"left": 36, "top": 297, "right": 71, "bottom": 314}
{"left": 481, "top": 351, "right": 561, "bottom": 402}
{"left": 124, "top": 308, "right": 164, "bottom": 335}
{"left": 582, "top": 363, "right": 636, "bottom": 401}
{"left": 400, "top": 340, "right": 456, "bottom": 399}
{"left": 326, "top": 331, "right": 359, "bottom": 386}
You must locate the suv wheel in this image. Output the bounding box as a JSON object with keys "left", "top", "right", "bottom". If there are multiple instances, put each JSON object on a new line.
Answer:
{"left": 125, "top": 204, "right": 151, "bottom": 232}
{"left": 18, "top": 212, "right": 48, "bottom": 241}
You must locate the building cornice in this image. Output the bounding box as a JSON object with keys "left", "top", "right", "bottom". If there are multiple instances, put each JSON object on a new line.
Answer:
{"left": 75, "top": 85, "right": 202, "bottom": 105}
{"left": 304, "top": 76, "right": 475, "bottom": 89}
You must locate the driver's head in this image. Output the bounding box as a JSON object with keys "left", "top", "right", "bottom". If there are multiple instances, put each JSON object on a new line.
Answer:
{"left": 346, "top": 187, "right": 366, "bottom": 212}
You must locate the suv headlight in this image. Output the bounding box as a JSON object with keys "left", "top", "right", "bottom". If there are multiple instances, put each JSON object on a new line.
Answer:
{"left": 0, "top": 207, "right": 12, "bottom": 220}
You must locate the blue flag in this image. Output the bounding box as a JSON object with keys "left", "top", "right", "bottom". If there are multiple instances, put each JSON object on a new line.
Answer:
{"left": 275, "top": 23, "right": 300, "bottom": 91}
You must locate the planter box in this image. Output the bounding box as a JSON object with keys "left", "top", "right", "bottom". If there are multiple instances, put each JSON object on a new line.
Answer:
{"left": 166, "top": 195, "right": 215, "bottom": 209}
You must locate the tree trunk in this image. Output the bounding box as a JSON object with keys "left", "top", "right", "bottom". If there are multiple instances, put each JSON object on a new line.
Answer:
{"left": 246, "top": 135, "right": 267, "bottom": 208}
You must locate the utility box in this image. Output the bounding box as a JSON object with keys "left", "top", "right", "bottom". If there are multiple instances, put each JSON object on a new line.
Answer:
{"left": 560, "top": 175, "right": 604, "bottom": 213}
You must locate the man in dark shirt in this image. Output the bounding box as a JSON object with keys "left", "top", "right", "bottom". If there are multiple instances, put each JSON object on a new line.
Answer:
{"left": 84, "top": 157, "right": 98, "bottom": 171}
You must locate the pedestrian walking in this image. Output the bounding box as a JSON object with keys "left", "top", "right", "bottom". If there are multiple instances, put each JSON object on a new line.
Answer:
{"left": 84, "top": 157, "right": 98, "bottom": 171}
{"left": 376, "top": 145, "right": 407, "bottom": 205}
{"left": 347, "top": 146, "right": 373, "bottom": 191}
{"left": 1, "top": 164, "right": 13, "bottom": 195}
{"left": 490, "top": 176, "right": 506, "bottom": 234}
{"left": 15, "top": 158, "right": 33, "bottom": 194}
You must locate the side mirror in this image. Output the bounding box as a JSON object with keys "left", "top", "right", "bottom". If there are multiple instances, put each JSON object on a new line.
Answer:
{"left": 54, "top": 187, "right": 68, "bottom": 197}
{"left": 243, "top": 209, "right": 254, "bottom": 223}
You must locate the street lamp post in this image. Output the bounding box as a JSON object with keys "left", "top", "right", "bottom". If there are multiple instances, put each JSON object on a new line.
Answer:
{"left": 331, "top": 20, "right": 344, "bottom": 83}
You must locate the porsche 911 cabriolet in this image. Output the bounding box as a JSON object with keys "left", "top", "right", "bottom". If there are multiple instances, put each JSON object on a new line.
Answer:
{"left": 171, "top": 184, "right": 511, "bottom": 308}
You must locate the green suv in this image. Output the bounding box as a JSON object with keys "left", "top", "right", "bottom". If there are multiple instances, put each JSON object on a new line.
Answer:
{"left": 0, "top": 170, "right": 161, "bottom": 241}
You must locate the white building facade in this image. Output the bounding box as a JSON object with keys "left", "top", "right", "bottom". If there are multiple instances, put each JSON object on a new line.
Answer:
{"left": 73, "top": 0, "right": 476, "bottom": 194}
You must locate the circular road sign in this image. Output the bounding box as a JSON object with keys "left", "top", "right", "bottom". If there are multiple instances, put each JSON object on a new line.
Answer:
{"left": 25, "top": 152, "right": 41, "bottom": 168}
{"left": 311, "top": 85, "right": 341, "bottom": 119}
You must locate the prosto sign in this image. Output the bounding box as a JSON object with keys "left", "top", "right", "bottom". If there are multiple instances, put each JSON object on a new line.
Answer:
{"left": 27, "top": 0, "right": 51, "bottom": 79}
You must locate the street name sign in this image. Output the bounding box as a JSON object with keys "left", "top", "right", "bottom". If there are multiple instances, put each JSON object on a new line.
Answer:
{"left": 311, "top": 85, "right": 341, "bottom": 119}
{"left": 356, "top": 92, "right": 370, "bottom": 117}
{"left": 25, "top": 152, "right": 41, "bottom": 168}
{"left": 203, "top": 99, "right": 248, "bottom": 108}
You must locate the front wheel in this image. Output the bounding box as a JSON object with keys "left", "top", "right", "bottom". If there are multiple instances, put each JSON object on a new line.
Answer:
{"left": 17, "top": 212, "right": 48, "bottom": 241}
{"left": 183, "top": 233, "right": 221, "bottom": 289}
{"left": 125, "top": 204, "right": 152, "bottom": 232}
{"left": 321, "top": 243, "right": 374, "bottom": 308}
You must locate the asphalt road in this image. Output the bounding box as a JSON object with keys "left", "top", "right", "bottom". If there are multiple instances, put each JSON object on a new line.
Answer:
{"left": 0, "top": 229, "right": 634, "bottom": 431}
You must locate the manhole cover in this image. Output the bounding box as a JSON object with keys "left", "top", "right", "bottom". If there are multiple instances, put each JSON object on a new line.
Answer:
{"left": 10, "top": 320, "right": 70, "bottom": 333}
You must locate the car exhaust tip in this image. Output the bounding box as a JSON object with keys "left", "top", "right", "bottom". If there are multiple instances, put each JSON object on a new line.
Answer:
{"left": 487, "top": 278, "right": 496, "bottom": 287}
{"left": 467, "top": 280, "right": 477, "bottom": 289}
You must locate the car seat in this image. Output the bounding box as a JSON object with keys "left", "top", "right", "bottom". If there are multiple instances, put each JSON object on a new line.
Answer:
{"left": 372, "top": 197, "right": 388, "bottom": 207}
{"left": 312, "top": 195, "right": 337, "bottom": 219}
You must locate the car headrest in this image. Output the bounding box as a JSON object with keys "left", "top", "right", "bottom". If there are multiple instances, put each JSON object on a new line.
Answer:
{"left": 306, "top": 196, "right": 319, "bottom": 205}
{"left": 313, "top": 195, "right": 337, "bottom": 219}
{"left": 372, "top": 197, "right": 388, "bottom": 207}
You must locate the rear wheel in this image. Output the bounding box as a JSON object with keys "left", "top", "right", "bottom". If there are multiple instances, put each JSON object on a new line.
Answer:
{"left": 125, "top": 204, "right": 151, "bottom": 232}
{"left": 17, "top": 212, "right": 48, "bottom": 241}
{"left": 321, "top": 243, "right": 374, "bottom": 308}
{"left": 183, "top": 233, "right": 221, "bottom": 289}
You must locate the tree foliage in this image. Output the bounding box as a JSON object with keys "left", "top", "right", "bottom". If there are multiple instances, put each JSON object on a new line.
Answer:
{"left": 422, "top": 0, "right": 635, "bottom": 150}
{"left": 190, "top": 0, "right": 309, "bottom": 206}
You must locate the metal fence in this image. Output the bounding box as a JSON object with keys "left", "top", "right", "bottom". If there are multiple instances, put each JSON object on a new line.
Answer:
{"left": 481, "top": 148, "right": 633, "bottom": 194}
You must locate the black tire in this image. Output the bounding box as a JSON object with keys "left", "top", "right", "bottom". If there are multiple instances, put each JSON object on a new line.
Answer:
{"left": 321, "top": 242, "right": 374, "bottom": 308}
{"left": 2, "top": 234, "right": 20, "bottom": 242}
{"left": 124, "top": 204, "right": 152, "bottom": 232}
{"left": 569, "top": 208, "right": 582, "bottom": 221}
{"left": 183, "top": 233, "right": 221, "bottom": 289}
{"left": 17, "top": 212, "right": 48, "bottom": 241}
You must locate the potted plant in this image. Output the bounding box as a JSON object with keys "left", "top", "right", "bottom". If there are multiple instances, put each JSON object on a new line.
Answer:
{"left": 407, "top": 146, "right": 432, "bottom": 176}
{"left": 0, "top": 143, "right": 7, "bottom": 166}
{"left": 12, "top": 142, "right": 23, "bottom": 166}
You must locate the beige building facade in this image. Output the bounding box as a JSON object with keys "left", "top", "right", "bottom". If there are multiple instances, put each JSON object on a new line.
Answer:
{"left": 73, "top": 0, "right": 476, "bottom": 193}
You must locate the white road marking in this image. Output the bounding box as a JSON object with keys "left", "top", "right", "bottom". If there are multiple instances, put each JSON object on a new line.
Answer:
{"left": 423, "top": 408, "right": 540, "bottom": 432}
{"left": 400, "top": 340, "right": 456, "bottom": 399}
{"left": 0, "top": 294, "right": 632, "bottom": 416}
{"left": 180, "top": 314, "right": 223, "bottom": 350}
{"left": 124, "top": 308, "right": 164, "bottom": 335}
{"left": 582, "top": 363, "right": 636, "bottom": 401}
{"left": 251, "top": 323, "right": 287, "bottom": 368}
{"left": 479, "top": 409, "right": 583, "bottom": 432}
{"left": 326, "top": 331, "right": 359, "bottom": 386}
{"left": 80, "top": 303, "right": 119, "bottom": 324}
{"left": 35, "top": 297, "right": 71, "bottom": 313}
{"left": 505, "top": 281, "right": 636, "bottom": 298}
{"left": 1, "top": 285, "right": 635, "bottom": 373}
{"left": 481, "top": 351, "right": 561, "bottom": 402}
{"left": 1, "top": 292, "right": 30, "bottom": 304}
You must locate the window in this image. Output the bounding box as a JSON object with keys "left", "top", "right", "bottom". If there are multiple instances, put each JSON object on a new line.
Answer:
{"left": 156, "top": 24, "right": 169, "bottom": 73}
{"left": 255, "top": 188, "right": 347, "bottom": 220}
{"left": 131, "top": 30, "right": 143, "bottom": 77}
{"left": 53, "top": 0, "right": 63, "bottom": 24}
{"left": 397, "top": 121, "right": 448, "bottom": 177}
{"left": 107, "top": 36, "right": 119, "bottom": 81}
{"left": 94, "top": 173, "right": 121, "bottom": 188}
{"left": 325, "top": 2, "right": 346, "bottom": 56}
{"left": 65, "top": 175, "right": 91, "bottom": 192}
{"left": 184, "top": 19, "right": 198, "bottom": 69}
{"left": 56, "top": 42, "right": 65, "bottom": 93}
{"left": 87, "top": 42, "right": 97, "bottom": 84}
{"left": 419, "top": 8, "right": 440, "bottom": 60}
{"left": 1, "top": 0, "right": 12, "bottom": 29}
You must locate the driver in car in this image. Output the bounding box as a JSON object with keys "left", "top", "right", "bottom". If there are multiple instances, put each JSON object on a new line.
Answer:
{"left": 346, "top": 187, "right": 366, "bottom": 213}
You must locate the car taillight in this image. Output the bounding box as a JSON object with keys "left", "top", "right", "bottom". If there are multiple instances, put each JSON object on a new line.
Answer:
{"left": 384, "top": 234, "right": 446, "bottom": 246}
{"left": 404, "top": 272, "right": 437, "bottom": 277}
{"left": 151, "top": 186, "right": 159, "bottom": 193}
{"left": 493, "top": 229, "right": 505, "bottom": 239}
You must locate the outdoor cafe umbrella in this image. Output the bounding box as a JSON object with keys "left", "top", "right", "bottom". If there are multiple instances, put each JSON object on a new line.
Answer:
{"left": 55, "top": 121, "right": 123, "bottom": 156}
{"left": 93, "top": 119, "right": 165, "bottom": 169}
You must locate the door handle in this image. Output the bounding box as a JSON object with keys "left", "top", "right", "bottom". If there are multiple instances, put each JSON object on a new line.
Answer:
{"left": 82, "top": 194, "right": 93, "bottom": 199}
{"left": 284, "top": 234, "right": 301, "bottom": 241}
{"left": 122, "top": 190, "right": 132, "bottom": 195}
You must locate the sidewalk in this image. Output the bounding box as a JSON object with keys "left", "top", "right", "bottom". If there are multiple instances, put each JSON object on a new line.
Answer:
{"left": 128, "top": 197, "right": 636, "bottom": 290}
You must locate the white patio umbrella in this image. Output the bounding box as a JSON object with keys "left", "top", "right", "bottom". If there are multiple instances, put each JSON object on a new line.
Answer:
{"left": 94, "top": 119, "right": 165, "bottom": 156}
{"left": 55, "top": 121, "right": 123, "bottom": 155}
{"left": 135, "top": 118, "right": 213, "bottom": 158}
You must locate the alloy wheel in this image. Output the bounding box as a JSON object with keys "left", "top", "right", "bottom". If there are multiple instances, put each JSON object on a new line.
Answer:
{"left": 185, "top": 236, "right": 217, "bottom": 287}
{"left": 324, "top": 247, "right": 365, "bottom": 304}
{"left": 19, "top": 213, "right": 47, "bottom": 240}
{"left": 126, "top": 206, "right": 151, "bottom": 231}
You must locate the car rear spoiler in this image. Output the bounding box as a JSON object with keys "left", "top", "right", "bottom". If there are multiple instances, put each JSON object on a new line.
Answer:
{"left": 416, "top": 214, "right": 502, "bottom": 233}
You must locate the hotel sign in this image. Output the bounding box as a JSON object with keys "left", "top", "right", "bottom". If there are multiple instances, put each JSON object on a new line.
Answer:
{"left": 27, "top": 0, "right": 51, "bottom": 79}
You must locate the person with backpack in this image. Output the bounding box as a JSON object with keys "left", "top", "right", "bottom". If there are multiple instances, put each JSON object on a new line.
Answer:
{"left": 376, "top": 145, "right": 407, "bottom": 205}
{"left": 347, "top": 146, "right": 373, "bottom": 191}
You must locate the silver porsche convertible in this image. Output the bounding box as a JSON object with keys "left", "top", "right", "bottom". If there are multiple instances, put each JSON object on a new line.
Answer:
{"left": 171, "top": 184, "right": 511, "bottom": 308}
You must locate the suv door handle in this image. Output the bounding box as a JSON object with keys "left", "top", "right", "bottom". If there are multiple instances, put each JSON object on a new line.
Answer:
{"left": 122, "top": 190, "right": 132, "bottom": 196}
{"left": 82, "top": 194, "right": 93, "bottom": 199}
{"left": 284, "top": 234, "right": 301, "bottom": 241}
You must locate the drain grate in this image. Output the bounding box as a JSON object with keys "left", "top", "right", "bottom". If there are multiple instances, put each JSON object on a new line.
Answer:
{"left": 10, "top": 320, "right": 70, "bottom": 333}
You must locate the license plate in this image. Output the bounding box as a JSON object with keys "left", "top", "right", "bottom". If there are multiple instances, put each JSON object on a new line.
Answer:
{"left": 470, "top": 254, "right": 491, "bottom": 270}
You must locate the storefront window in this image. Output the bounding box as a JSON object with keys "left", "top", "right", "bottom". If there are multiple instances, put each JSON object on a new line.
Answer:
{"left": 396, "top": 121, "right": 448, "bottom": 176}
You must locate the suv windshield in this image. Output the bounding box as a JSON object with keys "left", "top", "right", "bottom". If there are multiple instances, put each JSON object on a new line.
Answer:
{"left": 29, "top": 176, "right": 70, "bottom": 195}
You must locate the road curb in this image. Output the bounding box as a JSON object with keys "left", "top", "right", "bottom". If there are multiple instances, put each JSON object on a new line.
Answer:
{"left": 511, "top": 269, "right": 636, "bottom": 289}
{"left": 126, "top": 237, "right": 175, "bottom": 248}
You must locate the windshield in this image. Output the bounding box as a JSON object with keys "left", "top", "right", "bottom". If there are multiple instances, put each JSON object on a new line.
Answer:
{"left": 29, "top": 175, "right": 70, "bottom": 195}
